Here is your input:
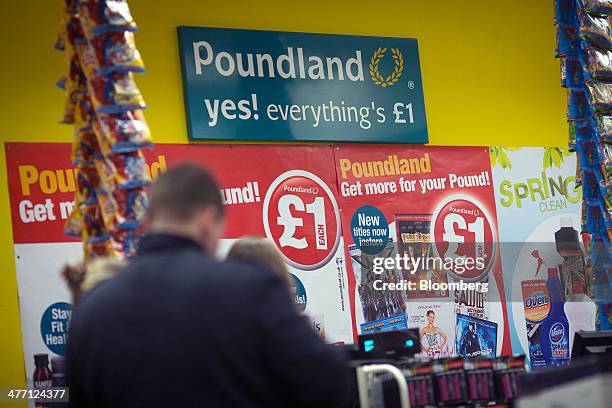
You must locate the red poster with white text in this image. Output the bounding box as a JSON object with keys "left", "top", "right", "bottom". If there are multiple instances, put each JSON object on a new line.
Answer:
{"left": 334, "top": 144, "right": 511, "bottom": 356}
{"left": 5, "top": 142, "right": 352, "bottom": 390}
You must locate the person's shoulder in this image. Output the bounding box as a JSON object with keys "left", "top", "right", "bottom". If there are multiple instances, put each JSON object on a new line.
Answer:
{"left": 70, "top": 276, "right": 118, "bottom": 329}
{"left": 180, "top": 251, "right": 279, "bottom": 287}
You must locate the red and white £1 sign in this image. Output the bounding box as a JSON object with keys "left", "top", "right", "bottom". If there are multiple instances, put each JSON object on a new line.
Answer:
{"left": 430, "top": 194, "right": 497, "bottom": 281}
{"left": 263, "top": 170, "right": 341, "bottom": 270}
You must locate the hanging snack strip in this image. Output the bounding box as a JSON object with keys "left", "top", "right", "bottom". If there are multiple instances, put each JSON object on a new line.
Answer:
{"left": 555, "top": 0, "right": 612, "bottom": 313}
{"left": 56, "top": 0, "right": 152, "bottom": 260}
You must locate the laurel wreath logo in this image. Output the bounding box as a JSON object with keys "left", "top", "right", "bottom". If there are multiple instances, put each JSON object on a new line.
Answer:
{"left": 369, "top": 47, "right": 404, "bottom": 87}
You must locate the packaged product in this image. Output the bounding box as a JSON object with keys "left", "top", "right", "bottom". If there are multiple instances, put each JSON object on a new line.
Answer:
{"left": 88, "top": 71, "right": 146, "bottom": 113}
{"left": 567, "top": 88, "right": 591, "bottom": 119}
{"left": 77, "top": 165, "right": 101, "bottom": 205}
{"left": 569, "top": 120, "right": 577, "bottom": 151}
{"left": 79, "top": 0, "right": 137, "bottom": 37}
{"left": 84, "top": 238, "right": 117, "bottom": 260}
{"left": 66, "top": 15, "right": 87, "bottom": 46}
{"left": 90, "top": 31, "right": 144, "bottom": 75}
{"left": 564, "top": 55, "right": 584, "bottom": 87}
{"left": 594, "top": 114, "right": 612, "bottom": 142}
{"left": 97, "top": 186, "right": 148, "bottom": 230}
{"left": 93, "top": 110, "right": 152, "bottom": 153}
{"left": 111, "top": 224, "right": 143, "bottom": 258}
{"left": 579, "top": 11, "right": 612, "bottom": 50}
{"left": 579, "top": 0, "right": 612, "bottom": 15}
{"left": 72, "top": 129, "right": 100, "bottom": 165}
{"left": 585, "top": 80, "right": 612, "bottom": 111}
{"left": 74, "top": 95, "right": 96, "bottom": 131}
{"left": 64, "top": 204, "right": 84, "bottom": 238}
{"left": 556, "top": 25, "right": 579, "bottom": 57}
{"left": 83, "top": 203, "right": 109, "bottom": 242}
{"left": 95, "top": 151, "right": 149, "bottom": 190}
{"left": 555, "top": 0, "right": 577, "bottom": 26}
{"left": 581, "top": 45, "right": 612, "bottom": 80}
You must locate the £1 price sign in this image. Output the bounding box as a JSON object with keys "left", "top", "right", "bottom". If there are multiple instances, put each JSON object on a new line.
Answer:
{"left": 430, "top": 194, "right": 497, "bottom": 281}
{"left": 263, "top": 170, "right": 341, "bottom": 270}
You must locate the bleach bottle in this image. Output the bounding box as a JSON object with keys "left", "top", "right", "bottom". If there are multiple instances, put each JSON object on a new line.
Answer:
{"left": 540, "top": 267, "right": 571, "bottom": 367}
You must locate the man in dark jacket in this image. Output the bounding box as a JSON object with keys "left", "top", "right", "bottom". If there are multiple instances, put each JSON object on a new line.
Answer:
{"left": 66, "top": 163, "right": 350, "bottom": 407}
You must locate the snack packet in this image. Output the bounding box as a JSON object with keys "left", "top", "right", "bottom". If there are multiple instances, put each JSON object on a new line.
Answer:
{"left": 74, "top": 95, "right": 96, "bottom": 131}
{"left": 557, "top": 25, "right": 579, "bottom": 57}
{"left": 112, "top": 225, "right": 143, "bottom": 258}
{"left": 75, "top": 42, "right": 99, "bottom": 81}
{"left": 77, "top": 165, "right": 101, "bottom": 205}
{"left": 72, "top": 129, "right": 100, "bottom": 165}
{"left": 66, "top": 15, "right": 87, "bottom": 46}
{"left": 114, "top": 187, "right": 149, "bottom": 227}
{"left": 90, "top": 31, "right": 144, "bottom": 75}
{"left": 569, "top": 120, "right": 577, "bottom": 151}
{"left": 83, "top": 203, "right": 109, "bottom": 243}
{"left": 97, "top": 188, "right": 119, "bottom": 231}
{"left": 109, "top": 151, "right": 150, "bottom": 188}
{"left": 79, "top": 0, "right": 137, "bottom": 37}
{"left": 576, "top": 153, "right": 585, "bottom": 185}
{"left": 64, "top": 203, "right": 84, "bottom": 238}
{"left": 94, "top": 110, "right": 152, "bottom": 153}
{"left": 585, "top": 80, "right": 612, "bottom": 111}
{"left": 54, "top": 29, "right": 66, "bottom": 52}
{"left": 94, "top": 150, "right": 149, "bottom": 189}
{"left": 564, "top": 55, "right": 584, "bottom": 87}
{"left": 579, "top": 11, "right": 612, "bottom": 50}
{"left": 568, "top": 88, "right": 591, "bottom": 119}
{"left": 574, "top": 119, "right": 595, "bottom": 145}
{"left": 579, "top": 0, "right": 612, "bottom": 15}
{"left": 88, "top": 71, "right": 146, "bottom": 113}
{"left": 581, "top": 45, "right": 612, "bottom": 80}
{"left": 584, "top": 168, "right": 600, "bottom": 198}
{"left": 94, "top": 154, "right": 118, "bottom": 192}
{"left": 85, "top": 238, "right": 117, "bottom": 260}
{"left": 595, "top": 114, "right": 612, "bottom": 142}
{"left": 555, "top": 0, "right": 577, "bottom": 26}
{"left": 97, "top": 186, "right": 148, "bottom": 230}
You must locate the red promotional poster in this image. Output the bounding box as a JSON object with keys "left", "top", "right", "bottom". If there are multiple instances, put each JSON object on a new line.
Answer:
{"left": 334, "top": 144, "right": 511, "bottom": 356}
{"left": 6, "top": 142, "right": 353, "bottom": 388}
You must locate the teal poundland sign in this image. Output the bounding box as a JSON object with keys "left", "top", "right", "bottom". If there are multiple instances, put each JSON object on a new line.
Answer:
{"left": 177, "top": 26, "right": 428, "bottom": 143}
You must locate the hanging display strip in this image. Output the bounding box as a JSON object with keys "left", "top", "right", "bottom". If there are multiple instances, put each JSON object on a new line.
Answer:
{"left": 54, "top": 0, "right": 153, "bottom": 260}
{"left": 554, "top": 0, "right": 612, "bottom": 328}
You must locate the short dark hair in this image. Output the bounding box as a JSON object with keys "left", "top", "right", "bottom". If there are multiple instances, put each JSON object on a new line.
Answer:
{"left": 148, "top": 163, "right": 225, "bottom": 221}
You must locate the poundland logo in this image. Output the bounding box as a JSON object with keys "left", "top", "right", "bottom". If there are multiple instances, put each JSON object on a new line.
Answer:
{"left": 193, "top": 41, "right": 404, "bottom": 88}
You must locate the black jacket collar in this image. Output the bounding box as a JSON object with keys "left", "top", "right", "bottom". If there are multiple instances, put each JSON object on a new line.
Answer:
{"left": 137, "top": 233, "right": 205, "bottom": 256}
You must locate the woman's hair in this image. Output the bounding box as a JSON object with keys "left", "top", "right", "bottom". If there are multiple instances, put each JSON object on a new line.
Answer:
{"left": 226, "top": 237, "right": 294, "bottom": 293}
{"left": 61, "top": 257, "right": 126, "bottom": 304}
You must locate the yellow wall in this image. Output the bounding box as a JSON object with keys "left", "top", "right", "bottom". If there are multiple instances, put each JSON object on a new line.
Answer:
{"left": 0, "top": 0, "right": 564, "bottom": 395}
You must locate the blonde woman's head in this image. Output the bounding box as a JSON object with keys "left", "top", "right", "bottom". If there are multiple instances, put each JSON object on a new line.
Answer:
{"left": 226, "top": 237, "right": 294, "bottom": 296}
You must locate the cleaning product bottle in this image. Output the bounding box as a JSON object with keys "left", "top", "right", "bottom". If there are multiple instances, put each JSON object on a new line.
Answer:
{"left": 540, "top": 267, "right": 571, "bottom": 367}
{"left": 555, "top": 217, "right": 586, "bottom": 300}
{"left": 565, "top": 282, "right": 596, "bottom": 355}
{"left": 521, "top": 280, "right": 550, "bottom": 368}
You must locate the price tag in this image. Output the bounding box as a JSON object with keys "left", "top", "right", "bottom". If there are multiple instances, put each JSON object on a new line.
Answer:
{"left": 430, "top": 194, "right": 497, "bottom": 281}
{"left": 263, "top": 170, "right": 341, "bottom": 270}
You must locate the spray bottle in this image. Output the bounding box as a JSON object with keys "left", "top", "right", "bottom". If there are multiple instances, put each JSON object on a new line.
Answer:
{"left": 540, "top": 267, "right": 570, "bottom": 366}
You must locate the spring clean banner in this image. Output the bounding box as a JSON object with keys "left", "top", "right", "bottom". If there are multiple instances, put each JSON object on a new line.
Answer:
{"left": 177, "top": 26, "right": 427, "bottom": 143}
{"left": 490, "top": 147, "right": 582, "bottom": 367}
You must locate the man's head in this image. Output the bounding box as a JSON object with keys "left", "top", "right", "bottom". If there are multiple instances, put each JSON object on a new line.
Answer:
{"left": 147, "top": 163, "right": 225, "bottom": 252}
